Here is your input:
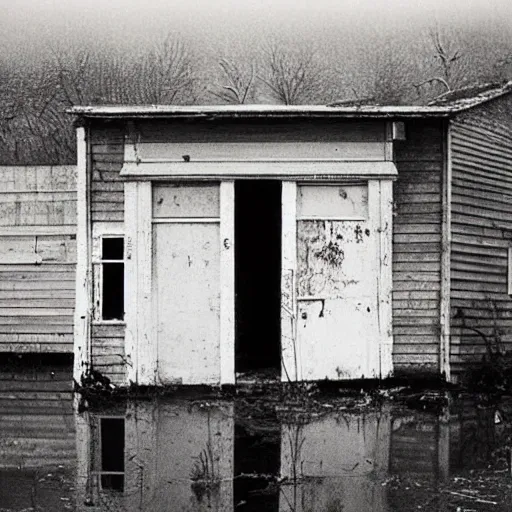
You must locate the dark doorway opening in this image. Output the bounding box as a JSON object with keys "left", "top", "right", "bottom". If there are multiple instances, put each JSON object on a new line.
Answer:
{"left": 235, "top": 180, "right": 282, "bottom": 376}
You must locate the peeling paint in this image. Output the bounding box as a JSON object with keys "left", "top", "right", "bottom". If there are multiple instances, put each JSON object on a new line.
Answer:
{"left": 296, "top": 213, "right": 379, "bottom": 380}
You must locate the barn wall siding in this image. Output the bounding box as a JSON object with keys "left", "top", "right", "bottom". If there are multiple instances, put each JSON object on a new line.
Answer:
{"left": 392, "top": 120, "right": 445, "bottom": 375}
{"left": 0, "top": 166, "right": 77, "bottom": 353}
{"left": 90, "top": 324, "right": 126, "bottom": 385}
{"left": 90, "top": 124, "right": 126, "bottom": 222}
{"left": 88, "top": 123, "right": 127, "bottom": 383}
{"left": 450, "top": 95, "right": 512, "bottom": 377}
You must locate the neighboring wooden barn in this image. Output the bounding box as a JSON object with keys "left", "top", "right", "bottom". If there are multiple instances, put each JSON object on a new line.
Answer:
{"left": 441, "top": 91, "right": 512, "bottom": 377}
{"left": 0, "top": 166, "right": 77, "bottom": 355}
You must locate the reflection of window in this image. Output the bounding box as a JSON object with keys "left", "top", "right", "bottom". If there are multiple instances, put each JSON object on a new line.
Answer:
{"left": 99, "top": 417, "right": 125, "bottom": 491}
{"left": 101, "top": 237, "right": 124, "bottom": 321}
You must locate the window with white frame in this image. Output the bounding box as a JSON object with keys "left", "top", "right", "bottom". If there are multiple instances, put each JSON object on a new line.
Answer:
{"left": 101, "top": 237, "right": 124, "bottom": 320}
{"left": 93, "top": 226, "right": 125, "bottom": 322}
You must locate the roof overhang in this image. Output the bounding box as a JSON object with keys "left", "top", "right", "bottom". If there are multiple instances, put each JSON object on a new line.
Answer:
{"left": 69, "top": 104, "right": 453, "bottom": 120}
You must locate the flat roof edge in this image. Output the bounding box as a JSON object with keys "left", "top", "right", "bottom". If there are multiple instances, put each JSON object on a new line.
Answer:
{"left": 67, "top": 105, "right": 452, "bottom": 119}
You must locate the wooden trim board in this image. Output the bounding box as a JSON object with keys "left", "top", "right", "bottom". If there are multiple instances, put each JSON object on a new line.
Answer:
{"left": 73, "top": 126, "right": 91, "bottom": 384}
{"left": 220, "top": 181, "right": 235, "bottom": 385}
{"left": 440, "top": 121, "right": 452, "bottom": 381}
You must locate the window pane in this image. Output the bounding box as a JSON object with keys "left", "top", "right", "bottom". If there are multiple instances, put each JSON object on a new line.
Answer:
{"left": 152, "top": 183, "right": 220, "bottom": 218}
{"left": 102, "top": 263, "right": 124, "bottom": 320}
{"left": 297, "top": 184, "right": 368, "bottom": 219}
{"left": 102, "top": 238, "right": 124, "bottom": 260}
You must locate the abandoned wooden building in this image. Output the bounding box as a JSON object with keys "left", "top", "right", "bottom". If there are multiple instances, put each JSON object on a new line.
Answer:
{"left": 2, "top": 82, "right": 512, "bottom": 385}
{"left": 65, "top": 83, "right": 512, "bottom": 386}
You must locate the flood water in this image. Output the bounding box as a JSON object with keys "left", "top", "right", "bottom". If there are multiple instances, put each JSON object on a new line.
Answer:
{"left": 1, "top": 359, "right": 512, "bottom": 511}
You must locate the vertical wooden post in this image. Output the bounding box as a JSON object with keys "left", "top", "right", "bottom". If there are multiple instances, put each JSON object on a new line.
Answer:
{"left": 281, "top": 181, "right": 298, "bottom": 382}
{"left": 73, "top": 126, "right": 91, "bottom": 385}
{"left": 220, "top": 181, "right": 235, "bottom": 385}
{"left": 379, "top": 180, "right": 394, "bottom": 378}
{"left": 367, "top": 180, "right": 380, "bottom": 378}
{"left": 124, "top": 182, "right": 138, "bottom": 385}
{"left": 440, "top": 121, "right": 452, "bottom": 382}
{"left": 125, "top": 181, "right": 153, "bottom": 385}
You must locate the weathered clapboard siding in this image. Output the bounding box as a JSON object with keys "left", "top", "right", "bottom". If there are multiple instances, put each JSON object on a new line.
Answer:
{"left": 450, "top": 94, "right": 512, "bottom": 377}
{"left": 90, "top": 323, "right": 126, "bottom": 385}
{"left": 90, "top": 124, "right": 125, "bottom": 222}
{"left": 392, "top": 121, "right": 444, "bottom": 373}
{"left": 0, "top": 166, "right": 77, "bottom": 353}
{"left": 89, "top": 124, "right": 127, "bottom": 382}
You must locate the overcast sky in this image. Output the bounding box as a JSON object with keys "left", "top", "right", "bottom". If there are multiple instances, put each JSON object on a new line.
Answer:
{"left": 1, "top": 0, "right": 511, "bottom": 58}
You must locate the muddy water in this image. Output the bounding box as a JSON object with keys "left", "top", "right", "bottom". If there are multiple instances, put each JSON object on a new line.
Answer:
{"left": 1, "top": 361, "right": 512, "bottom": 511}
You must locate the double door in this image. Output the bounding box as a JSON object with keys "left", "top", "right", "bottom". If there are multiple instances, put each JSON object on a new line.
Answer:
{"left": 131, "top": 179, "right": 391, "bottom": 385}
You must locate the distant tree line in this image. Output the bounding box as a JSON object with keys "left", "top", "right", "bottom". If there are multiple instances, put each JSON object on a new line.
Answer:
{"left": 1, "top": 24, "right": 511, "bottom": 165}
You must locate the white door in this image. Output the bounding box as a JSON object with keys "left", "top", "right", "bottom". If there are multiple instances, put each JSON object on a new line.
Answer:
{"left": 282, "top": 182, "right": 385, "bottom": 381}
{"left": 152, "top": 182, "right": 234, "bottom": 385}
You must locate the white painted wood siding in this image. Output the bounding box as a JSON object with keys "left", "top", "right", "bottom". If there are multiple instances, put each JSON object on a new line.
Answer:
{"left": 0, "top": 165, "right": 77, "bottom": 354}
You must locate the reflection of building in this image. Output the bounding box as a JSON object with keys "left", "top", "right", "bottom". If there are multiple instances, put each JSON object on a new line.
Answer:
{"left": 279, "top": 410, "right": 391, "bottom": 512}
{"left": 0, "top": 359, "right": 75, "bottom": 509}
{"left": 76, "top": 401, "right": 394, "bottom": 512}
{"left": 75, "top": 397, "right": 508, "bottom": 511}
{"left": 76, "top": 400, "right": 234, "bottom": 512}
{"left": 389, "top": 409, "right": 450, "bottom": 479}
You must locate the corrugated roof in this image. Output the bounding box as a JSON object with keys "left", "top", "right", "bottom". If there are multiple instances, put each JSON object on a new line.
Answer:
{"left": 69, "top": 81, "right": 512, "bottom": 119}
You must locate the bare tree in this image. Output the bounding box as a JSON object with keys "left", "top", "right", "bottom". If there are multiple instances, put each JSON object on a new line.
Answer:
{"left": 429, "top": 25, "right": 462, "bottom": 85}
{"left": 210, "top": 58, "right": 256, "bottom": 104}
{"left": 0, "top": 55, "right": 74, "bottom": 164}
{"left": 413, "top": 24, "right": 469, "bottom": 98}
{"left": 0, "top": 33, "right": 201, "bottom": 165}
{"left": 132, "top": 34, "right": 199, "bottom": 104}
{"left": 48, "top": 34, "right": 199, "bottom": 106}
{"left": 258, "top": 41, "right": 339, "bottom": 105}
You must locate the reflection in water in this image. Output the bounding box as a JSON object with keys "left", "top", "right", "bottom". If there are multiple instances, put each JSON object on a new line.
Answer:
{"left": 279, "top": 411, "right": 390, "bottom": 512}
{"left": 1, "top": 361, "right": 512, "bottom": 511}
{"left": 0, "top": 356, "right": 75, "bottom": 511}
{"left": 77, "top": 400, "right": 234, "bottom": 512}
